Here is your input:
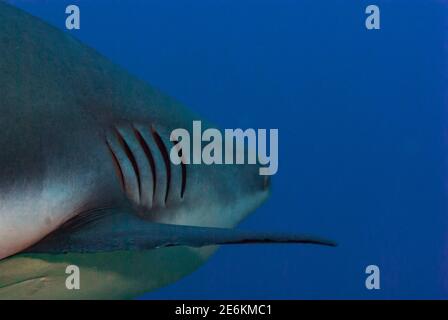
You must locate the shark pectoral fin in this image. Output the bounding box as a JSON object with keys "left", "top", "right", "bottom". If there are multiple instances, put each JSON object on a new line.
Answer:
{"left": 150, "top": 224, "right": 338, "bottom": 248}
{"left": 24, "top": 209, "right": 336, "bottom": 254}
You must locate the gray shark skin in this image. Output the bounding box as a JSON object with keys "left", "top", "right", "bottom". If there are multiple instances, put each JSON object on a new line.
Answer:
{"left": 0, "top": 2, "right": 335, "bottom": 299}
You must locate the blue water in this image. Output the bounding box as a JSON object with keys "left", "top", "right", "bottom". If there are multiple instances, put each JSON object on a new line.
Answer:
{"left": 9, "top": 0, "right": 447, "bottom": 298}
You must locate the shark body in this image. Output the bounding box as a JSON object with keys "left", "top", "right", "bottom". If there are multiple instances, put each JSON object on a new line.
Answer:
{"left": 0, "top": 2, "right": 334, "bottom": 299}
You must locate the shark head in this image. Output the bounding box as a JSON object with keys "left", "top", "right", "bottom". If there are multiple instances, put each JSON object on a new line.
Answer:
{"left": 93, "top": 76, "right": 276, "bottom": 229}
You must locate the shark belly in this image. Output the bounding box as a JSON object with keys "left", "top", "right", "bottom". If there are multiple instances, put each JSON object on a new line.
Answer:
{"left": 0, "top": 246, "right": 216, "bottom": 299}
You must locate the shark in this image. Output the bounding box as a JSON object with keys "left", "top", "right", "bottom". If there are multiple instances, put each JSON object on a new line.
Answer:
{"left": 0, "top": 2, "right": 335, "bottom": 299}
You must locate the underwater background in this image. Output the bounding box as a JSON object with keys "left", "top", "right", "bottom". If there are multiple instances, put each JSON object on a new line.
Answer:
{"left": 8, "top": 0, "right": 447, "bottom": 299}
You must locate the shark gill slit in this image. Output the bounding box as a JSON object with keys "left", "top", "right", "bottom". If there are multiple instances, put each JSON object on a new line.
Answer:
{"left": 172, "top": 139, "right": 187, "bottom": 199}
{"left": 181, "top": 160, "right": 186, "bottom": 198}
{"left": 105, "top": 140, "right": 125, "bottom": 192}
{"left": 113, "top": 127, "right": 142, "bottom": 203}
{"left": 132, "top": 126, "right": 157, "bottom": 203}
{"left": 151, "top": 127, "right": 171, "bottom": 204}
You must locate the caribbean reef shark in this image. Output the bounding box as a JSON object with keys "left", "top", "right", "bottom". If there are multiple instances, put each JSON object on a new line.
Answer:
{"left": 0, "top": 2, "right": 335, "bottom": 299}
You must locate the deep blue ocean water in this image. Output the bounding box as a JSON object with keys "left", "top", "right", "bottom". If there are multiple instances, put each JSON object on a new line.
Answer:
{"left": 9, "top": 0, "right": 447, "bottom": 298}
